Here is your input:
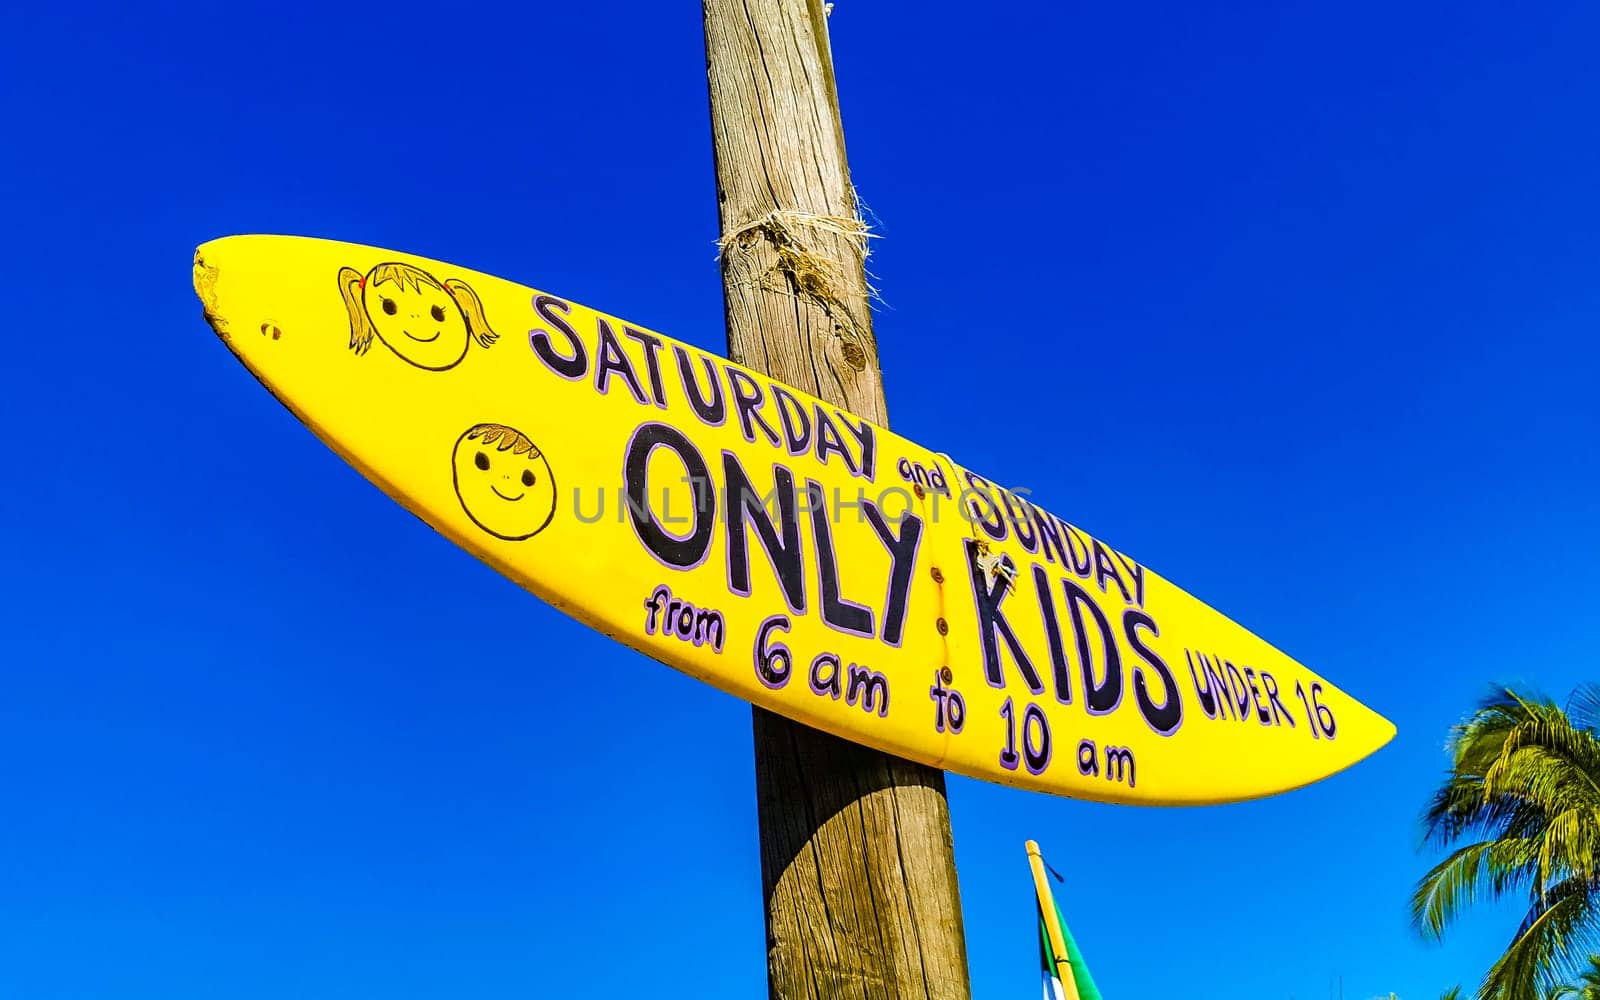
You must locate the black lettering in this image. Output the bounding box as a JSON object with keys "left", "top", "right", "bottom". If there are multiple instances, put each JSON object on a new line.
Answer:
{"left": 624, "top": 424, "right": 714, "bottom": 568}
{"left": 838, "top": 409, "right": 876, "bottom": 480}
{"left": 846, "top": 665, "right": 890, "bottom": 718}
{"left": 1077, "top": 739, "right": 1099, "bottom": 777}
{"left": 1114, "top": 551, "right": 1146, "bottom": 607}
{"left": 697, "top": 609, "right": 725, "bottom": 651}
{"left": 771, "top": 385, "right": 812, "bottom": 457}
{"left": 1124, "top": 609, "right": 1182, "bottom": 736}
{"left": 1205, "top": 656, "right": 1235, "bottom": 721}
{"left": 1261, "top": 671, "right": 1295, "bottom": 727}
{"left": 1030, "top": 501, "right": 1069, "bottom": 567}
{"left": 1032, "top": 565, "right": 1073, "bottom": 706}
{"left": 963, "top": 472, "right": 1008, "bottom": 543}
{"left": 862, "top": 500, "right": 922, "bottom": 646}
{"left": 1187, "top": 651, "right": 1222, "bottom": 720}
{"left": 813, "top": 408, "right": 860, "bottom": 476}
{"left": 622, "top": 327, "right": 668, "bottom": 407}
{"left": 674, "top": 346, "right": 726, "bottom": 425}
{"left": 1062, "top": 579, "right": 1121, "bottom": 715}
{"left": 643, "top": 586, "right": 669, "bottom": 634}
{"left": 837, "top": 412, "right": 877, "bottom": 480}
{"left": 946, "top": 691, "right": 966, "bottom": 732}
{"left": 723, "top": 453, "right": 805, "bottom": 611}
{"left": 1244, "top": 668, "right": 1271, "bottom": 724}
{"left": 725, "top": 368, "right": 781, "bottom": 447}
{"left": 529, "top": 294, "right": 587, "bottom": 378}
{"left": 965, "top": 540, "right": 1043, "bottom": 694}
{"left": 594, "top": 319, "right": 647, "bottom": 403}
{"left": 1001, "top": 490, "right": 1038, "bottom": 552}
{"left": 754, "top": 615, "right": 793, "bottom": 689}
{"left": 1092, "top": 540, "right": 1133, "bottom": 604}
{"left": 809, "top": 652, "right": 842, "bottom": 698}
{"left": 1225, "top": 660, "right": 1251, "bottom": 720}
{"left": 806, "top": 482, "right": 873, "bottom": 637}
{"left": 1022, "top": 703, "right": 1052, "bottom": 774}
{"left": 1060, "top": 521, "right": 1094, "bottom": 578}
{"left": 929, "top": 671, "right": 951, "bottom": 731}
{"left": 1104, "top": 746, "right": 1136, "bottom": 787}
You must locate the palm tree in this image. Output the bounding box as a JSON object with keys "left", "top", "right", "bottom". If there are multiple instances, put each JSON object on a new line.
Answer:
{"left": 1566, "top": 956, "right": 1600, "bottom": 1000}
{"left": 1412, "top": 685, "right": 1600, "bottom": 1000}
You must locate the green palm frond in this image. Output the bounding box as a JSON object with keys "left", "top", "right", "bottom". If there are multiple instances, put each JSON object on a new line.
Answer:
{"left": 1415, "top": 685, "right": 1600, "bottom": 1000}
{"left": 1479, "top": 877, "right": 1599, "bottom": 1000}
{"left": 1411, "top": 839, "right": 1539, "bottom": 940}
{"left": 1572, "top": 953, "right": 1600, "bottom": 1000}
{"left": 1566, "top": 686, "right": 1600, "bottom": 735}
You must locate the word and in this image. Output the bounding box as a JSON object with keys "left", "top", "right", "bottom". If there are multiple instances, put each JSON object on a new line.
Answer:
{"left": 896, "top": 456, "right": 951, "bottom": 498}
{"left": 530, "top": 295, "right": 877, "bottom": 479}
{"left": 642, "top": 584, "right": 727, "bottom": 652}
{"left": 754, "top": 615, "right": 891, "bottom": 719}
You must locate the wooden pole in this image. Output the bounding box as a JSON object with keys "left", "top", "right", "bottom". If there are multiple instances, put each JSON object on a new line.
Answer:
{"left": 701, "top": 2, "right": 972, "bottom": 998}
{"left": 1026, "top": 840, "right": 1081, "bottom": 1000}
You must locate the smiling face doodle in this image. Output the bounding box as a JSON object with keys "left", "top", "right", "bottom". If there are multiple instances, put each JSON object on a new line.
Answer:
{"left": 452, "top": 424, "right": 557, "bottom": 541}
{"left": 337, "top": 262, "right": 499, "bottom": 371}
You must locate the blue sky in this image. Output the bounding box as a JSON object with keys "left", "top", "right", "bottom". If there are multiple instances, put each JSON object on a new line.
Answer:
{"left": 3, "top": 1, "right": 1598, "bottom": 997}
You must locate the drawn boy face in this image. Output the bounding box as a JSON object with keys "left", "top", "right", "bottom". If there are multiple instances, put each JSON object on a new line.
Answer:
{"left": 452, "top": 425, "right": 557, "bottom": 541}
{"left": 364, "top": 276, "right": 471, "bottom": 371}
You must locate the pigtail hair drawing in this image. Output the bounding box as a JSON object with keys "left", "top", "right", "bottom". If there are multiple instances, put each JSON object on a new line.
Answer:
{"left": 337, "top": 266, "right": 377, "bottom": 356}
{"left": 444, "top": 278, "right": 499, "bottom": 349}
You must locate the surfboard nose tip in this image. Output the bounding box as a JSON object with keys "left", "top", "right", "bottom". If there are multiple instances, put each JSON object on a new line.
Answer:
{"left": 193, "top": 242, "right": 228, "bottom": 341}
{"left": 1349, "top": 705, "right": 1399, "bottom": 770}
{"left": 1377, "top": 713, "right": 1398, "bottom": 748}
{"left": 192, "top": 235, "right": 263, "bottom": 344}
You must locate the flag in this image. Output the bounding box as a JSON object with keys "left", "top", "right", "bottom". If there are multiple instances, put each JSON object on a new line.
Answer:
{"left": 1039, "top": 912, "right": 1070, "bottom": 1000}
{"left": 1037, "top": 886, "right": 1104, "bottom": 1000}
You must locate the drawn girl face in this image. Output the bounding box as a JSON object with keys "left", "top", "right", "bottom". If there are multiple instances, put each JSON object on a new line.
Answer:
{"left": 452, "top": 425, "right": 557, "bottom": 541}
{"left": 362, "top": 275, "right": 471, "bottom": 371}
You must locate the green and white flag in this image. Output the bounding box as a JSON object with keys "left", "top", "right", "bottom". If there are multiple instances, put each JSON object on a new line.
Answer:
{"left": 1039, "top": 914, "right": 1070, "bottom": 1000}
{"left": 1038, "top": 893, "right": 1103, "bottom": 1000}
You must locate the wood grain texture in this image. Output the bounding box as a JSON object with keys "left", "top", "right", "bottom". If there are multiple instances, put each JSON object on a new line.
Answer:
{"left": 702, "top": 2, "right": 972, "bottom": 997}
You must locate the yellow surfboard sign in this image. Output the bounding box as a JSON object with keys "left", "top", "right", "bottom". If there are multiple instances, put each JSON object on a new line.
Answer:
{"left": 192, "top": 234, "right": 1394, "bottom": 806}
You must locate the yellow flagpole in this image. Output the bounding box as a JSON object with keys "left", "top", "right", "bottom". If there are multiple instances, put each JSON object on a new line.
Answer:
{"left": 1026, "top": 840, "right": 1081, "bottom": 1000}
